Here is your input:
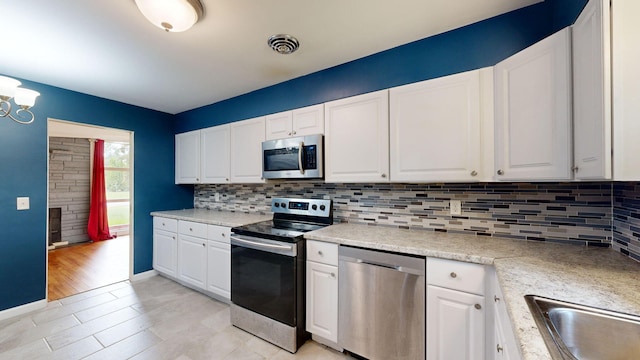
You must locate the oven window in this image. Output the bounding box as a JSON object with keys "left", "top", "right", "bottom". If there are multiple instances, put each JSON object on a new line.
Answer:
{"left": 231, "top": 245, "right": 296, "bottom": 326}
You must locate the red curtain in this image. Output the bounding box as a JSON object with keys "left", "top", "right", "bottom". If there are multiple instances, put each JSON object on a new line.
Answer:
{"left": 87, "top": 139, "right": 113, "bottom": 241}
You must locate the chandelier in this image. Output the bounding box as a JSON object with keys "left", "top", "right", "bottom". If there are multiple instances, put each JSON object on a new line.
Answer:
{"left": 0, "top": 75, "right": 40, "bottom": 125}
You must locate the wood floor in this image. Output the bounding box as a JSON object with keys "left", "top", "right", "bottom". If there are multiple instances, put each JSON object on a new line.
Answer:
{"left": 48, "top": 237, "right": 129, "bottom": 301}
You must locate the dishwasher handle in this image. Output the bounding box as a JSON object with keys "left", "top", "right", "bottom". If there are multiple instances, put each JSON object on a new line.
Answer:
{"left": 340, "top": 246, "right": 425, "bottom": 276}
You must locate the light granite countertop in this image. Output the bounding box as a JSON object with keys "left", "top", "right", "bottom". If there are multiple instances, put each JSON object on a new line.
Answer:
{"left": 304, "top": 222, "right": 640, "bottom": 360}
{"left": 150, "top": 208, "right": 272, "bottom": 228}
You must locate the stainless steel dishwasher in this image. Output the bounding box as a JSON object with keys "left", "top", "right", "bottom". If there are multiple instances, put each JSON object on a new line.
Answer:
{"left": 338, "top": 245, "right": 425, "bottom": 360}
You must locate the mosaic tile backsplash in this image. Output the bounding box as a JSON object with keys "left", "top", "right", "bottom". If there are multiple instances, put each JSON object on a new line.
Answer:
{"left": 613, "top": 182, "right": 640, "bottom": 262}
{"left": 195, "top": 182, "right": 613, "bottom": 247}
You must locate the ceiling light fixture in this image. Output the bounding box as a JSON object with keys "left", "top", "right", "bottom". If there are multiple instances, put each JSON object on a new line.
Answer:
{"left": 0, "top": 75, "right": 40, "bottom": 125}
{"left": 268, "top": 34, "right": 300, "bottom": 55}
{"left": 135, "top": 0, "right": 204, "bottom": 33}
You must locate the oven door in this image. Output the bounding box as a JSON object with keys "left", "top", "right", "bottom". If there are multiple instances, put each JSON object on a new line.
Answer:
{"left": 230, "top": 234, "right": 300, "bottom": 326}
{"left": 262, "top": 134, "right": 323, "bottom": 179}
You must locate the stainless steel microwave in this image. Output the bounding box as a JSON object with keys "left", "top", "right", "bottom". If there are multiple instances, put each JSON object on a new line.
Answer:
{"left": 262, "top": 134, "right": 323, "bottom": 179}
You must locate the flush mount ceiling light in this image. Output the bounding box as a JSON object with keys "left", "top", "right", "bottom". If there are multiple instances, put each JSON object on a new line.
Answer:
{"left": 0, "top": 75, "right": 40, "bottom": 124}
{"left": 135, "top": 0, "right": 204, "bottom": 33}
{"left": 268, "top": 34, "right": 300, "bottom": 55}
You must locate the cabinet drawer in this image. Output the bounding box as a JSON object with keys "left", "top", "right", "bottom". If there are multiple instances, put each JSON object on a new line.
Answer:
{"left": 307, "top": 240, "right": 339, "bottom": 266}
{"left": 427, "top": 257, "right": 486, "bottom": 295}
{"left": 153, "top": 217, "right": 177, "bottom": 232}
{"left": 178, "top": 220, "right": 208, "bottom": 238}
{"left": 208, "top": 224, "right": 231, "bottom": 243}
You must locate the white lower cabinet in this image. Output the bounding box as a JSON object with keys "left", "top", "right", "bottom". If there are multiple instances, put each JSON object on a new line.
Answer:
{"left": 306, "top": 240, "right": 339, "bottom": 349}
{"left": 177, "top": 233, "right": 207, "bottom": 290}
{"left": 207, "top": 225, "right": 231, "bottom": 300}
{"left": 153, "top": 217, "right": 178, "bottom": 277}
{"left": 490, "top": 270, "right": 523, "bottom": 360}
{"left": 153, "top": 217, "right": 232, "bottom": 300}
{"left": 427, "top": 258, "right": 486, "bottom": 360}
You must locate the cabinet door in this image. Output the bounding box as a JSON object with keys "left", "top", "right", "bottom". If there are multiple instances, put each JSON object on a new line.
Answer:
{"left": 494, "top": 28, "right": 572, "bottom": 181}
{"left": 175, "top": 130, "right": 200, "bottom": 184}
{"left": 177, "top": 234, "right": 207, "bottom": 290}
{"left": 325, "top": 90, "right": 389, "bottom": 183}
{"left": 612, "top": 0, "right": 640, "bottom": 180}
{"left": 153, "top": 229, "right": 177, "bottom": 277}
{"left": 306, "top": 261, "right": 338, "bottom": 342}
{"left": 390, "top": 69, "right": 484, "bottom": 182}
{"left": 265, "top": 111, "right": 293, "bottom": 140}
{"left": 427, "top": 285, "right": 485, "bottom": 360}
{"left": 207, "top": 240, "right": 230, "bottom": 299}
{"left": 293, "top": 104, "right": 324, "bottom": 137}
{"left": 201, "top": 125, "right": 230, "bottom": 184}
{"left": 573, "top": 0, "right": 611, "bottom": 180}
{"left": 230, "top": 117, "right": 266, "bottom": 183}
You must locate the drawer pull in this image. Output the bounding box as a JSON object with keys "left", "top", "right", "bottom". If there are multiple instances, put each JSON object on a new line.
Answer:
{"left": 222, "top": 233, "right": 225, "bottom": 237}
{"left": 202, "top": 243, "right": 205, "bottom": 247}
{"left": 475, "top": 304, "right": 482, "bottom": 310}
{"left": 497, "top": 344, "right": 504, "bottom": 353}
{"left": 331, "top": 272, "right": 336, "bottom": 278}
{"left": 494, "top": 295, "right": 501, "bottom": 302}
{"left": 450, "top": 272, "right": 457, "bottom": 278}
{"left": 318, "top": 250, "right": 323, "bottom": 256}
{"left": 162, "top": 223, "right": 165, "bottom": 226}
{"left": 189, "top": 228, "right": 193, "bottom": 232}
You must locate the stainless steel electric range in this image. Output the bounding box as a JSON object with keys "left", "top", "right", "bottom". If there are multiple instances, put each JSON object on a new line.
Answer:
{"left": 229, "top": 197, "right": 333, "bottom": 353}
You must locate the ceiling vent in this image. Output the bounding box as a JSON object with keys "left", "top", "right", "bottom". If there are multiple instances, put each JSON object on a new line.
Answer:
{"left": 268, "top": 34, "right": 300, "bottom": 55}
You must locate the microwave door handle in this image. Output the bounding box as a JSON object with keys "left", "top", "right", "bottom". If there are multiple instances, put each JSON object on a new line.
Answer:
{"left": 298, "top": 141, "right": 305, "bottom": 174}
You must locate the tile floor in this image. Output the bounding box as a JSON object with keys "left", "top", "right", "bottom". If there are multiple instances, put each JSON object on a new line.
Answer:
{"left": 0, "top": 275, "right": 351, "bottom": 360}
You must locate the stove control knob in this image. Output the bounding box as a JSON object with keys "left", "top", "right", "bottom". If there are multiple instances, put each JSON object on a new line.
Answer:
{"left": 312, "top": 204, "right": 318, "bottom": 210}
{"left": 320, "top": 205, "right": 326, "bottom": 211}
{"left": 274, "top": 203, "right": 280, "bottom": 207}
{"left": 281, "top": 202, "right": 286, "bottom": 208}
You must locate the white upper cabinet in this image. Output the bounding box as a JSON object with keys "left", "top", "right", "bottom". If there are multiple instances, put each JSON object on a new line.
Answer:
{"left": 265, "top": 104, "right": 324, "bottom": 140}
{"left": 324, "top": 90, "right": 390, "bottom": 183}
{"left": 175, "top": 130, "right": 201, "bottom": 184}
{"left": 573, "top": 0, "right": 611, "bottom": 180}
{"left": 390, "top": 68, "right": 493, "bottom": 182}
{"left": 612, "top": 0, "right": 640, "bottom": 180}
{"left": 230, "top": 116, "right": 266, "bottom": 183}
{"left": 494, "top": 28, "right": 573, "bottom": 181}
{"left": 201, "top": 125, "right": 230, "bottom": 184}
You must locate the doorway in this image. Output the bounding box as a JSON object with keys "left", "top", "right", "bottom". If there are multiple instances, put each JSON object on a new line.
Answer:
{"left": 47, "top": 119, "right": 133, "bottom": 301}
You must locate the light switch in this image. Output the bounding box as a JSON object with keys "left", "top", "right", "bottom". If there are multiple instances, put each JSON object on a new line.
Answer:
{"left": 17, "top": 197, "right": 30, "bottom": 210}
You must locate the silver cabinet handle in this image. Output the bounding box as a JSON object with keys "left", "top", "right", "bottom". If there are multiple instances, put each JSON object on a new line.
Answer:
{"left": 298, "top": 141, "right": 305, "bottom": 175}
{"left": 381, "top": 173, "right": 387, "bottom": 178}
{"left": 497, "top": 344, "right": 504, "bottom": 353}
{"left": 331, "top": 272, "right": 336, "bottom": 278}
{"left": 189, "top": 228, "right": 193, "bottom": 232}
{"left": 475, "top": 304, "right": 482, "bottom": 310}
{"left": 318, "top": 250, "right": 323, "bottom": 256}
{"left": 494, "top": 295, "right": 501, "bottom": 302}
{"left": 572, "top": 166, "right": 579, "bottom": 172}
{"left": 497, "top": 170, "right": 504, "bottom": 175}
{"left": 288, "top": 132, "right": 292, "bottom": 136}
{"left": 450, "top": 272, "right": 457, "bottom": 278}
{"left": 470, "top": 170, "right": 478, "bottom": 176}
{"left": 222, "top": 233, "right": 225, "bottom": 237}
{"left": 202, "top": 243, "right": 205, "bottom": 247}
{"left": 292, "top": 131, "right": 297, "bottom": 135}
{"left": 172, "top": 236, "right": 176, "bottom": 240}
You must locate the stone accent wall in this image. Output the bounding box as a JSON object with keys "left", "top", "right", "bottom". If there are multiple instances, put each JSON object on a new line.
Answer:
{"left": 49, "top": 137, "right": 91, "bottom": 244}
{"left": 194, "top": 182, "right": 612, "bottom": 247}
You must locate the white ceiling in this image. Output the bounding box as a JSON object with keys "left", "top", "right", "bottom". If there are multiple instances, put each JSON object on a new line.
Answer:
{"left": 1, "top": 0, "right": 540, "bottom": 114}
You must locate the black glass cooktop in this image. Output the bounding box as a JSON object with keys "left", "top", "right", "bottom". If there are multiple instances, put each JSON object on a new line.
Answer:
{"left": 231, "top": 220, "right": 326, "bottom": 243}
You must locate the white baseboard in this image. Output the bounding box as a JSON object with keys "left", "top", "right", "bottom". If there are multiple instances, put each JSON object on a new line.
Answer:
{"left": 0, "top": 299, "right": 47, "bottom": 322}
{"left": 131, "top": 269, "right": 158, "bottom": 282}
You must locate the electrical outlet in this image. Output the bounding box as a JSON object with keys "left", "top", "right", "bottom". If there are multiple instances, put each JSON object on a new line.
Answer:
{"left": 450, "top": 200, "right": 461, "bottom": 215}
{"left": 214, "top": 193, "right": 220, "bottom": 202}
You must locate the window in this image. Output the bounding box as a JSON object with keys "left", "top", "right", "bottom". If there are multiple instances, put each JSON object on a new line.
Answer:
{"left": 104, "top": 142, "right": 130, "bottom": 232}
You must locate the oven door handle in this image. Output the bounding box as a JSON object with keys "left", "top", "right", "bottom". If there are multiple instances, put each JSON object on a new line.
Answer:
{"left": 230, "top": 235, "right": 297, "bottom": 256}
{"left": 298, "top": 141, "right": 305, "bottom": 175}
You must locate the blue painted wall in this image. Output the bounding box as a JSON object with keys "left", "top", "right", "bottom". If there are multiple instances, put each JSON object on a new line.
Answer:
{"left": 0, "top": 78, "right": 193, "bottom": 312}
{"left": 0, "top": 0, "right": 588, "bottom": 313}
{"left": 175, "top": 0, "right": 589, "bottom": 132}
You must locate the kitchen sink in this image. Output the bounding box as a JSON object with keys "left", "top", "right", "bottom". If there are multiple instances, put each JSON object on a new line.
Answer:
{"left": 525, "top": 295, "right": 640, "bottom": 360}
